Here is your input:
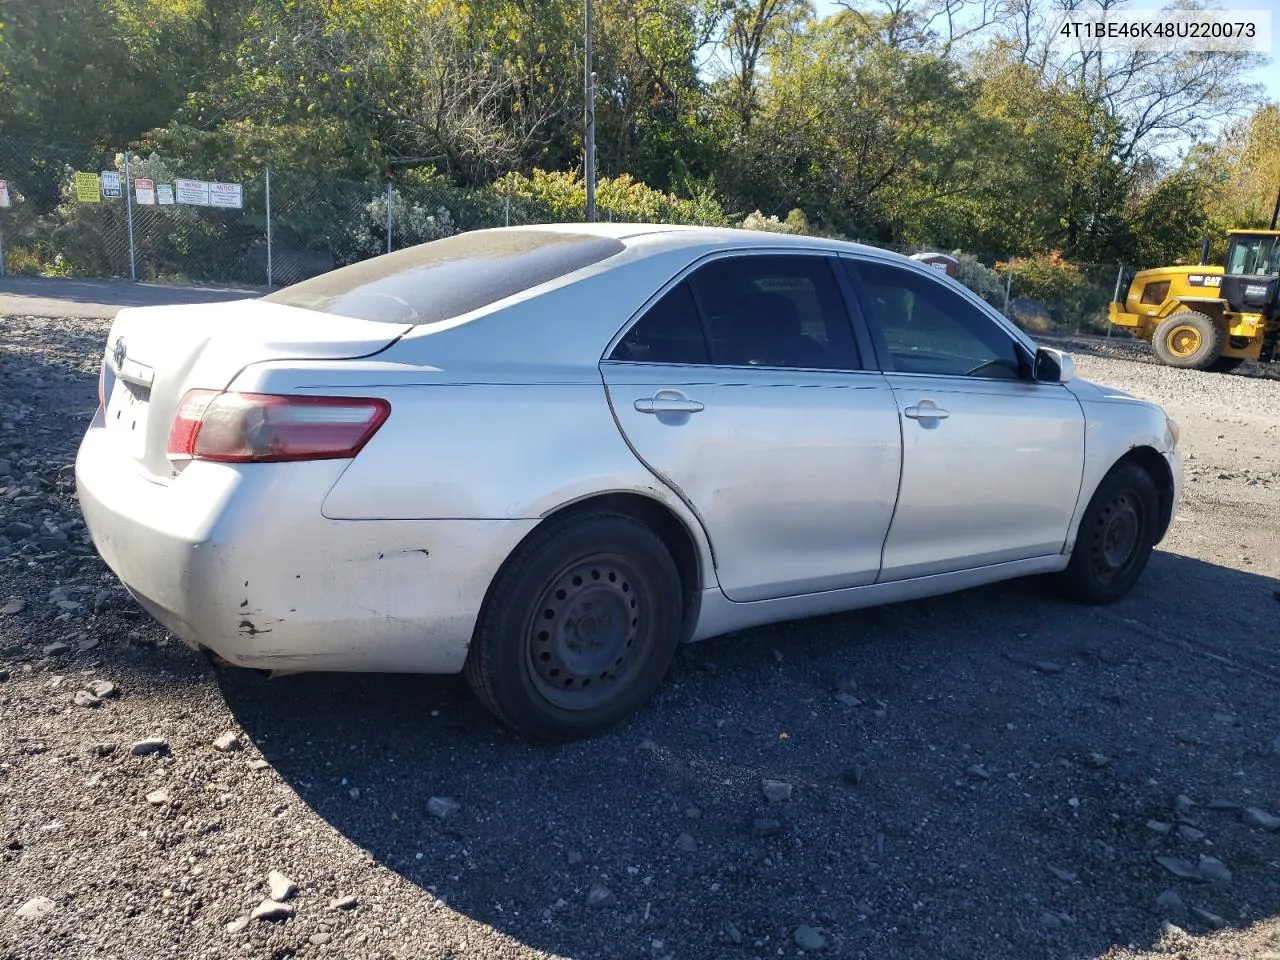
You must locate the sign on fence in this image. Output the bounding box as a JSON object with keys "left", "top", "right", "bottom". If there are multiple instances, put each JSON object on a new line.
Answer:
{"left": 0, "top": 180, "right": 9, "bottom": 208}
{"left": 157, "top": 184, "right": 174, "bottom": 205}
{"left": 175, "top": 178, "right": 211, "bottom": 206}
{"left": 100, "top": 171, "right": 123, "bottom": 198}
{"left": 209, "top": 182, "right": 243, "bottom": 209}
{"left": 75, "top": 172, "right": 101, "bottom": 203}
{"left": 135, "top": 178, "right": 155, "bottom": 205}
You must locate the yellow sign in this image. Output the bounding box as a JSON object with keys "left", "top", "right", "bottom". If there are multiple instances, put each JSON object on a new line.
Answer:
{"left": 75, "top": 172, "right": 101, "bottom": 203}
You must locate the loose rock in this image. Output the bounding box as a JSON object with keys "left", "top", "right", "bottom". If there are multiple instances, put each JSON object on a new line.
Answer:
{"left": 86, "top": 679, "right": 117, "bottom": 698}
{"left": 1242, "top": 806, "right": 1280, "bottom": 831}
{"left": 146, "top": 789, "right": 170, "bottom": 806}
{"left": 426, "top": 796, "right": 461, "bottom": 819}
{"left": 1048, "top": 866, "right": 1077, "bottom": 882}
{"left": 131, "top": 738, "right": 168, "bottom": 757}
{"left": 1039, "top": 911, "right": 1063, "bottom": 931}
{"left": 330, "top": 895, "right": 357, "bottom": 911}
{"left": 213, "top": 731, "right": 242, "bottom": 753}
{"left": 1, "top": 599, "right": 25, "bottom": 616}
{"left": 268, "top": 870, "right": 298, "bottom": 902}
{"left": 16, "top": 897, "right": 55, "bottom": 920}
{"left": 250, "top": 899, "right": 295, "bottom": 922}
{"left": 1197, "top": 855, "right": 1232, "bottom": 883}
{"left": 310, "top": 932, "right": 332, "bottom": 945}
{"left": 1156, "top": 856, "right": 1201, "bottom": 880}
{"left": 762, "top": 779, "right": 793, "bottom": 803}
{"left": 674, "top": 831, "right": 698, "bottom": 852}
{"left": 248, "top": 758, "right": 270, "bottom": 771}
{"left": 225, "top": 916, "right": 250, "bottom": 934}
{"left": 585, "top": 884, "right": 616, "bottom": 908}
{"left": 1034, "top": 660, "right": 1064, "bottom": 674}
{"left": 1156, "top": 890, "right": 1186, "bottom": 917}
{"left": 794, "top": 923, "right": 828, "bottom": 950}
{"left": 42, "top": 641, "right": 70, "bottom": 657}
{"left": 73, "top": 690, "right": 101, "bottom": 708}
{"left": 751, "top": 818, "right": 783, "bottom": 837}
{"left": 967, "top": 763, "right": 991, "bottom": 780}
{"left": 1191, "top": 907, "right": 1227, "bottom": 929}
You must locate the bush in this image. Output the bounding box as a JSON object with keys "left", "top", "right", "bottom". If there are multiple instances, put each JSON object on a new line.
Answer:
{"left": 741, "top": 209, "right": 811, "bottom": 234}
{"left": 491, "top": 169, "right": 729, "bottom": 226}
{"left": 951, "top": 252, "right": 1004, "bottom": 305}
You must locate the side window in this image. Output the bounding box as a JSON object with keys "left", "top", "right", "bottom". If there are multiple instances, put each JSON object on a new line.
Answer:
{"left": 610, "top": 281, "right": 710, "bottom": 364}
{"left": 688, "top": 255, "right": 861, "bottom": 370}
{"left": 846, "top": 260, "right": 1024, "bottom": 379}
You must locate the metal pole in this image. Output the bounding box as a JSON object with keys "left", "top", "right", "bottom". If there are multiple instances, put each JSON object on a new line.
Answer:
{"left": 124, "top": 153, "right": 137, "bottom": 281}
{"left": 265, "top": 168, "right": 274, "bottom": 289}
{"left": 584, "top": 0, "right": 596, "bottom": 222}
{"left": 386, "top": 181, "right": 394, "bottom": 254}
{"left": 1112, "top": 263, "right": 1124, "bottom": 302}
{"left": 1002, "top": 256, "right": 1014, "bottom": 314}
{"left": 505, "top": 195, "right": 511, "bottom": 227}
{"left": 0, "top": 221, "right": 6, "bottom": 278}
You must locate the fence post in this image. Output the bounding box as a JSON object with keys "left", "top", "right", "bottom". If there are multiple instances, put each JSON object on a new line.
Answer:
{"left": 505, "top": 195, "right": 510, "bottom": 227}
{"left": 385, "top": 181, "right": 394, "bottom": 254}
{"left": 0, "top": 219, "right": 6, "bottom": 278}
{"left": 1002, "top": 256, "right": 1015, "bottom": 314}
{"left": 124, "top": 152, "right": 137, "bottom": 282}
{"left": 265, "top": 168, "right": 273, "bottom": 290}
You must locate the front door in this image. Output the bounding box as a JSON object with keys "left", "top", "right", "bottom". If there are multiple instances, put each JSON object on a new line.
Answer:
{"left": 601, "top": 252, "right": 902, "bottom": 602}
{"left": 842, "top": 257, "right": 1086, "bottom": 581}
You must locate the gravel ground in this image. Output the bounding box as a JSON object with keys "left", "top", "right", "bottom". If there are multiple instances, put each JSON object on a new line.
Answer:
{"left": 1, "top": 315, "right": 1278, "bottom": 960}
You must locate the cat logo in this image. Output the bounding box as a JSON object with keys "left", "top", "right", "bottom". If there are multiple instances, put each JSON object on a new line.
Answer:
{"left": 1186, "top": 274, "right": 1221, "bottom": 287}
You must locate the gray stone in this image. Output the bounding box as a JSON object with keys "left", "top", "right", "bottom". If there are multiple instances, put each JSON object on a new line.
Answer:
{"left": 1197, "top": 855, "right": 1232, "bottom": 883}
{"left": 250, "top": 899, "right": 295, "bottom": 922}
{"left": 225, "top": 916, "right": 250, "bottom": 934}
{"left": 684, "top": 805, "right": 701, "bottom": 819}
{"left": 268, "top": 870, "right": 298, "bottom": 902}
{"left": 5, "top": 521, "right": 34, "bottom": 540}
{"left": 1085, "top": 753, "right": 1111, "bottom": 769}
{"left": 586, "top": 884, "right": 616, "bottom": 908}
{"left": 310, "top": 933, "right": 332, "bottom": 945}
{"left": 92, "top": 589, "right": 114, "bottom": 613}
{"left": 1048, "top": 865, "right": 1077, "bottom": 882}
{"left": 1147, "top": 820, "right": 1173, "bottom": 834}
{"left": 1242, "top": 806, "right": 1280, "bottom": 831}
{"left": 674, "top": 831, "right": 698, "bottom": 852}
{"left": 566, "top": 850, "right": 583, "bottom": 865}
{"left": 146, "top": 789, "right": 170, "bottom": 806}
{"left": 1205, "top": 798, "right": 1239, "bottom": 810}
{"left": 330, "top": 895, "right": 357, "bottom": 911}
{"left": 427, "top": 796, "right": 461, "bottom": 819}
{"left": 1191, "top": 907, "right": 1227, "bottom": 929}
{"left": 73, "top": 690, "right": 101, "bottom": 708}
{"left": 1178, "top": 825, "right": 1206, "bottom": 842}
{"left": 56, "top": 600, "right": 82, "bottom": 612}
{"left": 1034, "top": 660, "right": 1064, "bottom": 674}
{"left": 793, "top": 924, "right": 828, "bottom": 950}
{"left": 751, "top": 818, "right": 783, "bottom": 837}
{"left": 1039, "top": 911, "right": 1063, "bottom": 931}
{"left": 1175, "top": 794, "right": 1196, "bottom": 813}
{"left": 762, "top": 779, "right": 793, "bottom": 803}
{"left": 0, "top": 460, "right": 10, "bottom": 475}
{"left": 967, "top": 763, "right": 991, "bottom": 780}
{"left": 1156, "top": 856, "right": 1201, "bottom": 880}
{"left": 248, "top": 758, "right": 270, "bottom": 771}
{"left": 86, "top": 680, "right": 117, "bottom": 699}
{"left": 213, "top": 732, "right": 242, "bottom": 753}
{"left": 15, "top": 897, "right": 55, "bottom": 920}
{"left": 78, "top": 637, "right": 100, "bottom": 652}
{"left": 1, "top": 599, "right": 25, "bottom": 615}
{"left": 1156, "top": 890, "right": 1186, "bottom": 917}
{"left": 131, "top": 738, "right": 168, "bottom": 757}
{"left": 42, "top": 642, "right": 70, "bottom": 657}
{"left": 835, "top": 692, "right": 861, "bottom": 706}
{"left": 724, "top": 921, "right": 743, "bottom": 944}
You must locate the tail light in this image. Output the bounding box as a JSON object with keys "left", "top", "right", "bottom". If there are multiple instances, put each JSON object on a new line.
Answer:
{"left": 167, "top": 391, "right": 390, "bottom": 463}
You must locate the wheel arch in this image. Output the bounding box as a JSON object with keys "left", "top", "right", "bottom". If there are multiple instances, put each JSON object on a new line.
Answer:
{"left": 1111, "top": 446, "right": 1176, "bottom": 543}
{"left": 485, "top": 491, "right": 709, "bottom": 645}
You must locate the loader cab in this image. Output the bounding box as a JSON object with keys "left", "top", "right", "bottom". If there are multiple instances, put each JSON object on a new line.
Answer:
{"left": 1221, "top": 231, "right": 1280, "bottom": 315}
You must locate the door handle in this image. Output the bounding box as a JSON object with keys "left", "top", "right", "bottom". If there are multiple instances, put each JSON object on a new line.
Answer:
{"left": 634, "top": 396, "right": 705, "bottom": 415}
{"left": 903, "top": 401, "right": 950, "bottom": 421}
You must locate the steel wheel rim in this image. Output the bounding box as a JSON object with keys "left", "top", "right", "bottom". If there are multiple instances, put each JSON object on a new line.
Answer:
{"left": 525, "top": 553, "right": 650, "bottom": 711}
{"left": 1167, "top": 325, "right": 1201, "bottom": 358}
{"left": 1090, "top": 491, "right": 1144, "bottom": 584}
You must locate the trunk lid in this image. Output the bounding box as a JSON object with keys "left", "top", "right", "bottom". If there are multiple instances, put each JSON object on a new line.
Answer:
{"left": 98, "top": 299, "right": 411, "bottom": 479}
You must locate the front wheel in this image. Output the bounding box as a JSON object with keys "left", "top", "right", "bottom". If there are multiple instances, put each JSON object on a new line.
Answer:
{"left": 464, "top": 511, "right": 683, "bottom": 740}
{"left": 1056, "top": 463, "right": 1159, "bottom": 604}
{"left": 1151, "top": 311, "right": 1224, "bottom": 369}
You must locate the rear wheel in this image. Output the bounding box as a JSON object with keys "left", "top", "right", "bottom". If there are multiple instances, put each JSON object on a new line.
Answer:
{"left": 1151, "top": 311, "right": 1224, "bottom": 369}
{"left": 464, "top": 511, "right": 683, "bottom": 740}
{"left": 1056, "top": 463, "right": 1159, "bottom": 604}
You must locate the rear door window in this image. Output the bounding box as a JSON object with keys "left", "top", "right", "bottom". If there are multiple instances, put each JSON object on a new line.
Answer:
{"left": 262, "top": 230, "right": 625, "bottom": 324}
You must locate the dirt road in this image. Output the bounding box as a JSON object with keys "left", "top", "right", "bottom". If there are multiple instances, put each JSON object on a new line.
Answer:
{"left": 1, "top": 316, "right": 1278, "bottom": 960}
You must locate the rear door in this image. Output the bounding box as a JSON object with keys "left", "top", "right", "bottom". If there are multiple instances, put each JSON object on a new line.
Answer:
{"left": 841, "top": 256, "right": 1086, "bottom": 581}
{"left": 601, "top": 252, "right": 902, "bottom": 602}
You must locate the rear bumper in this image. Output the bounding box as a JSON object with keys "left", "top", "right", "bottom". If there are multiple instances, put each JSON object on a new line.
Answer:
{"left": 75, "top": 414, "right": 536, "bottom": 673}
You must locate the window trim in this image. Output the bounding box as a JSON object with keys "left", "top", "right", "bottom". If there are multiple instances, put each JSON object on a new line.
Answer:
{"left": 602, "top": 248, "right": 870, "bottom": 373}
{"left": 838, "top": 252, "right": 1040, "bottom": 382}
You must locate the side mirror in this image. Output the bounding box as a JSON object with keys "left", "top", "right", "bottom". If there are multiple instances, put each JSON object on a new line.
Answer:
{"left": 1034, "top": 347, "right": 1074, "bottom": 384}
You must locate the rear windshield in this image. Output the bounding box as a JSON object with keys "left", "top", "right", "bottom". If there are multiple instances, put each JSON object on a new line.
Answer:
{"left": 261, "top": 230, "right": 626, "bottom": 324}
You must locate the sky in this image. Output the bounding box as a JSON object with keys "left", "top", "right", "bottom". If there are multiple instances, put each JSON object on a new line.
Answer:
{"left": 809, "top": 0, "right": 1280, "bottom": 101}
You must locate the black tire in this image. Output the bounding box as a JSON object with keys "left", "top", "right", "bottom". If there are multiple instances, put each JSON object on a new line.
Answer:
{"left": 1056, "top": 463, "right": 1159, "bottom": 604}
{"left": 1207, "top": 355, "right": 1245, "bottom": 373}
{"left": 1151, "top": 311, "right": 1224, "bottom": 369}
{"left": 464, "top": 511, "right": 683, "bottom": 740}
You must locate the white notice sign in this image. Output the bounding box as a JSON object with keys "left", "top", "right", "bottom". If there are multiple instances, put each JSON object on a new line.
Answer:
{"left": 175, "top": 178, "right": 211, "bottom": 206}
{"left": 134, "top": 178, "right": 155, "bottom": 205}
{"left": 209, "top": 181, "right": 243, "bottom": 209}
{"left": 157, "top": 184, "right": 175, "bottom": 205}
{"left": 100, "top": 170, "right": 123, "bottom": 198}
{"left": 0, "top": 180, "right": 9, "bottom": 208}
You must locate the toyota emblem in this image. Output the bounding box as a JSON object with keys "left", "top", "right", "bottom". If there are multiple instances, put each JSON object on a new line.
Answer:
{"left": 112, "top": 338, "right": 127, "bottom": 369}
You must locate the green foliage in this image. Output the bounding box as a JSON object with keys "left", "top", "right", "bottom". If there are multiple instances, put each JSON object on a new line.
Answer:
{"left": 740, "top": 209, "right": 811, "bottom": 234}
{"left": 492, "top": 169, "right": 729, "bottom": 225}
{"left": 951, "top": 253, "right": 1004, "bottom": 305}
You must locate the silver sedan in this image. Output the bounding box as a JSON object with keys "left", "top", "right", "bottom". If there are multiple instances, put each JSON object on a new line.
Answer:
{"left": 76, "top": 225, "right": 1182, "bottom": 739}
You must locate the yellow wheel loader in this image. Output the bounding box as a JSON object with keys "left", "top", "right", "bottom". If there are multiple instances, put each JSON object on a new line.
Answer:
{"left": 1108, "top": 229, "right": 1280, "bottom": 371}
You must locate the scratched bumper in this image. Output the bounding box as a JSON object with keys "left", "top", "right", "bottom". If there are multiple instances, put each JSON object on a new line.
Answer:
{"left": 75, "top": 417, "right": 536, "bottom": 673}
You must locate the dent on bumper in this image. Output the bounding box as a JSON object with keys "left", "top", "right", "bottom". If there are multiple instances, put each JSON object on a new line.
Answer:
{"left": 76, "top": 425, "right": 537, "bottom": 673}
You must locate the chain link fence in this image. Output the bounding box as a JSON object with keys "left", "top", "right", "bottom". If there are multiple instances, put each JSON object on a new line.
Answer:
{"left": 0, "top": 136, "right": 1141, "bottom": 335}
